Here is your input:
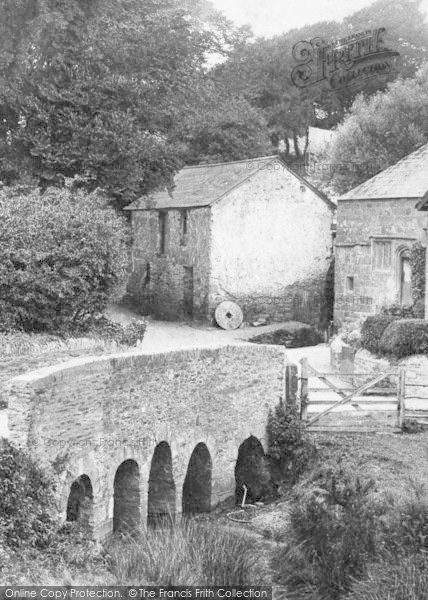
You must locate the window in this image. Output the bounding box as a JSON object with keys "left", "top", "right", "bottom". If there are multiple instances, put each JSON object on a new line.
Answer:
{"left": 180, "top": 210, "right": 188, "bottom": 245}
{"left": 346, "top": 276, "right": 354, "bottom": 292}
{"left": 159, "top": 211, "right": 167, "bottom": 253}
{"left": 373, "top": 241, "right": 392, "bottom": 270}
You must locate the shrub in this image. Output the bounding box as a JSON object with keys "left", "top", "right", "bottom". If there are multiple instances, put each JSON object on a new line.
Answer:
{"left": 382, "top": 497, "right": 428, "bottom": 557}
{"left": 266, "top": 400, "right": 317, "bottom": 485}
{"left": 79, "top": 316, "right": 146, "bottom": 346}
{"left": 379, "top": 319, "right": 428, "bottom": 358}
{"left": 0, "top": 441, "right": 58, "bottom": 549}
{"left": 361, "top": 315, "right": 396, "bottom": 354}
{"left": 107, "top": 521, "right": 268, "bottom": 585}
{"left": 0, "top": 186, "right": 129, "bottom": 334}
{"left": 380, "top": 304, "right": 415, "bottom": 319}
{"left": 278, "top": 466, "right": 381, "bottom": 599}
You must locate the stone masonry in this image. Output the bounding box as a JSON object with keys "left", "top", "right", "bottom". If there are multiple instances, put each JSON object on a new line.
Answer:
{"left": 6, "top": 344, "right": 286, "bottom": 539}
{"left": 334, "top": 197, "right": 427, "bottom": 326}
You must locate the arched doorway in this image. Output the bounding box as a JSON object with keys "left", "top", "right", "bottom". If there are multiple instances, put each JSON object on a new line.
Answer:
{"left": 182, "top": 443, "right": 212, "bottom": 515}
{"left": 398, "top": 250, "right": 412, "bottom": 305}
{"left": 147, "top": 442, "right": 176, "bottom": 527}
{"left": 113, "top": 459, "right": 140, "bottom": 535}
{"left": 66, "top": 474, "right": 93, "bottom": 530}
{"left": 235, "top": 436, "right": 271, "bottom": 504}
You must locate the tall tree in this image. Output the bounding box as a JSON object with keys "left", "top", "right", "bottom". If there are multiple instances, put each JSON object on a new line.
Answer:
{"left": 213, "top": 0, "right": 428, "bottom": 165}
{"left": 0, "top": 0, "right": 262, "bottom": 207}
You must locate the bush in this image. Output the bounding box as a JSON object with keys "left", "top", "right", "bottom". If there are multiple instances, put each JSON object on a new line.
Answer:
{"left": 278, "top": 466, "right": 381, "bottom": 599}
{"left": 0, "top": 441, "right": 58, "bottom": 550}
{"left": 380, "top": 304, "right": 415, "bottom": 319}
{"left": 107, "top": 521, "right": 268, "bottom": 585}
{"left": 266, "top": 401, "right": 317, "bottom": 485}
{"left": 360, "top": 315, "right": 396, "bottom": 354}
{"left": 0, "top": 186, "right": 129, "bottom": 334}
{"left": 79, "top": 316, "right": 146, "bottom": 346}
{"left": 379, "top": 319, "right": 428, "bottom": 358}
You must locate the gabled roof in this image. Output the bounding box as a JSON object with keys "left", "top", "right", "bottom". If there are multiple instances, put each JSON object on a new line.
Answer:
{"left": 125, "top": 155, "right": 334, "bottom": 211}
{"left": 339, "top": 143, "right": 428, "bottom": 201}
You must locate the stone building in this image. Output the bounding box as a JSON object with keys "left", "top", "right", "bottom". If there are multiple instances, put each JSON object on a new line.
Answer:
{"left": 334, "top": 143, "right": 428, "bottom": 326}
{"left": 125, "top": 155, "right": 334, "bottom": 323}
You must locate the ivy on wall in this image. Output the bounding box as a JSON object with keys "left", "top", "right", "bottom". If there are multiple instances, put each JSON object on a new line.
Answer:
{"left": 410, "top": 242, "right": 426, "bottom": 318}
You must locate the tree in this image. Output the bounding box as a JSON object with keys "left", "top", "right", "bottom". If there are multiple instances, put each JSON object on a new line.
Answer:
{"left": 315, "top": 64, "right": 428, "bottom": 194}
{"left": 213, "top": 0, "right": 428, "bottom": 165}
{"left": 0, "top": 185, "right": 129, "bottom": 333}
{"left": 0, "top": 0, "right": 258, "bottom": 207}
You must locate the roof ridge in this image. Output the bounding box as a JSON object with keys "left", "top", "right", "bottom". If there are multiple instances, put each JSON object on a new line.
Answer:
{"left": 182, "top": 156, "right": 279, "bottom": 169}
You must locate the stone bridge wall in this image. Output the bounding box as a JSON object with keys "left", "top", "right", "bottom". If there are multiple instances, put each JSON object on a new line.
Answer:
{"left": 6, "top": 344, "right": 285, "bottom": 539}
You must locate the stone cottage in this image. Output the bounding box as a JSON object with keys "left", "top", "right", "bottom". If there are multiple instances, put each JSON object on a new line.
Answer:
{"left": 125, "top": 155, "right": 335, "bottom": 323}
{"left": 334, "top": 143, "right": 428, "bottom": 326}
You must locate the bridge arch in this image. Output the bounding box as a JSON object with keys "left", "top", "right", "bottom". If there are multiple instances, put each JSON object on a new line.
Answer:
{"left": 66, "top": 474, "right": 94, "bottom": 530}
{"left": 182, "top": 442, "right": 212, "bottom": 515}
{"left": 235, "top": 435, "right": 270, "bottom": 504}
{"left": 148, "top": 441, "right": 176, "bottom": 527}
{"left": 113, "top": 459, "right": 140, "bottom": 534}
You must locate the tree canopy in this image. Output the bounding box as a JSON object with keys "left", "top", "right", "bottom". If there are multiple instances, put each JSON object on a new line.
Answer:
{"left": 213, "top": 0, "right": 428, "bottom": 165}
{"left": 314, "top": 64, "right": 428, "bottom": 195}
{"left": 0, "top": 0, "right": 267, "bottom": 207}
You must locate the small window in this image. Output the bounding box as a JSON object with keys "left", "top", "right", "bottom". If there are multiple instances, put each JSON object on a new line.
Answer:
{"left": 180, "top": 210, "right": 188, "bottom": 244}
{"left": 373, "top": 241, "right": 392, "bottom": 270}
{"left": 346, "top": 276, "right": 354, "bottom": 292}
{"left": 159, "top": 211, "right": 167, "bottom": 253}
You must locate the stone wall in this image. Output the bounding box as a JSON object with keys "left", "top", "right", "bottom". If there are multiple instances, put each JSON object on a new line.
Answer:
{"left": 334, "top": 197, "right": 427, "bottom": 327}
{"left": 209, "top": 164, "right": 334, "bottom": 324}
{"left": 354, "top": 349, "right": 428, "bottom": 404}
{"left": 126, "top": 208, "right": 211, "bottom": 320}
{"left": 6, "top": 344, "right": 285, "bottom": 539}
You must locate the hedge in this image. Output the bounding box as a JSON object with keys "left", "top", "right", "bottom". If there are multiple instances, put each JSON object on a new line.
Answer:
{"left": 360, "top": 315, "right": 396, "bottom": 354}
{"left": 379, "top": 319, "right": 428, "bottom": 358}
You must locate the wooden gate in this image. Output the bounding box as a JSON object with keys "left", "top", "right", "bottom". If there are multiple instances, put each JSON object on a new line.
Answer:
{"left": 297, "top": 359, "right": 405, "bottom": 433}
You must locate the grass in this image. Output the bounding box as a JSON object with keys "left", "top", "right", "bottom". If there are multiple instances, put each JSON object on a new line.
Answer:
{"left": 107, "top": 520, "right": 269, "bottom": 585}
{"left": 310, "top": 432, "right": 428, "bottom": 504}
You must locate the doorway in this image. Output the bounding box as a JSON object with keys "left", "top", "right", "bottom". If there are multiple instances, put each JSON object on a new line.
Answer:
{"left": 399, "top": 253, "right": 412, "bottom": 305}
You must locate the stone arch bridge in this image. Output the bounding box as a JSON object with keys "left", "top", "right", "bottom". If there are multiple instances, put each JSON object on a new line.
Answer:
{"left": 6, "top": 344, "right": 286, "bottom": 539}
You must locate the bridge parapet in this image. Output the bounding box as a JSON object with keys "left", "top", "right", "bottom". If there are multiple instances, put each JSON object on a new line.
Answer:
{"left": 6, "top": 344, "right": 286, "bottom": 538}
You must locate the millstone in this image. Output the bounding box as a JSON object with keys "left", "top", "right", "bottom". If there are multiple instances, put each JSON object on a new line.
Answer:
{"left": 215, "top": 301, "right": 243, "bottom": 330}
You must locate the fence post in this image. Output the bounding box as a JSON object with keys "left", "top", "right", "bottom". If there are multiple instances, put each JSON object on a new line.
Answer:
{"left": 300, "top": 357, "right": 309, "bottom": 422}
{"left": 285, "top": 364, "right": 298, "bottom": 411}
{"left": 397, "top": 367, "right": 406, "bottom": 429}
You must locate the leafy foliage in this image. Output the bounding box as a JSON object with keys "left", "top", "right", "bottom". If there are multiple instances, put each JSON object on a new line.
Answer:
{"left": 0, "top": 441, "right": 58, "bottom": 550}
{"left": 316, "top": 64, "right": 428, "bottom": 193}
{"left": 379, "top": 318, "right": 428, "bottom": 358}
{"left": 278, "top": 466, "right": 380, "bottom": 599}
{"left": 0, "top": 186, "right": 128, "bottom": 333}
{"left": 214, "top": 0, "right": 428, "bottom": 166}
{"left": 0, "top": 0, "right": 267, "bottom": 206}
{"left": 360, "top": 315, "right": 396, "bottom": 354}
{"left": 266, "top": 401, "right": 316, "bottom": 485}
{"left": 410, "top": 242, "right": 426, "bottom": 318}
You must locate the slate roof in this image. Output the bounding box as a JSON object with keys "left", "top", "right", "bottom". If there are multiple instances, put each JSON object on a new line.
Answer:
{"left": 125, "top": 155, "right": 334, "bottom": 210}
{"left": 339, "top": 143, "right": 428, "bottom": 201}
